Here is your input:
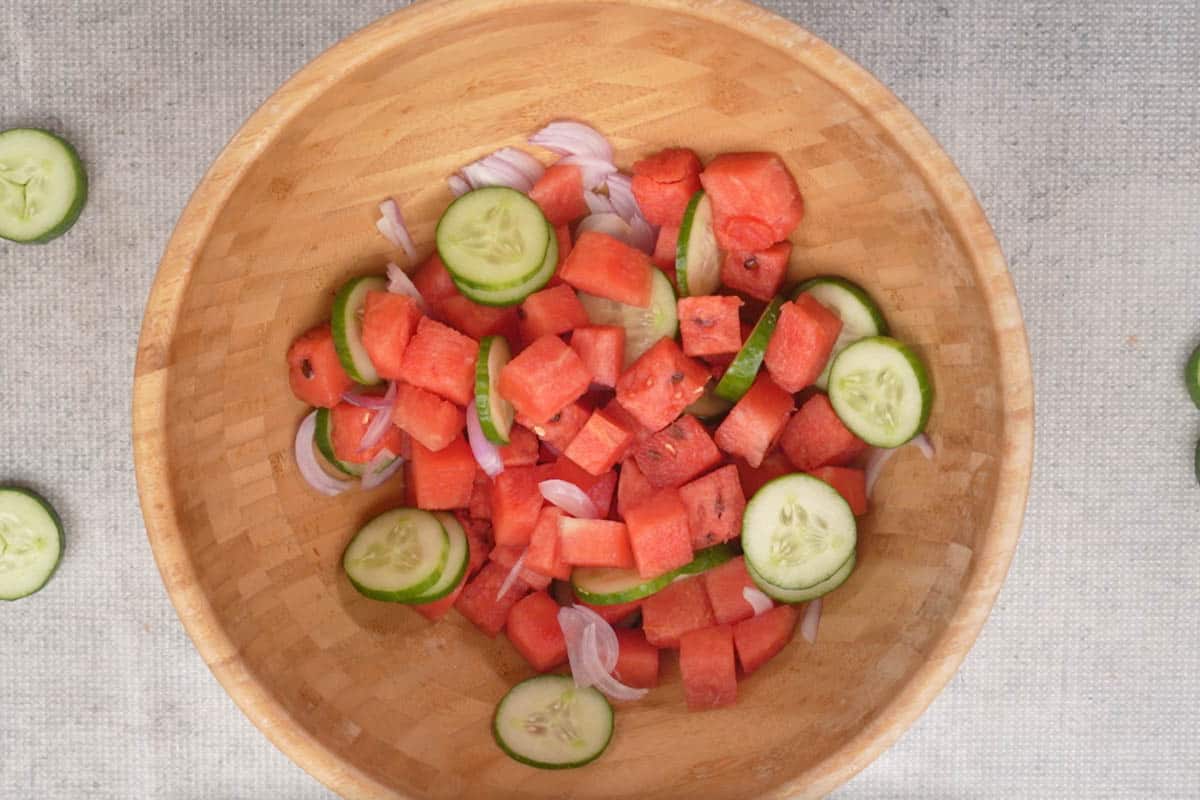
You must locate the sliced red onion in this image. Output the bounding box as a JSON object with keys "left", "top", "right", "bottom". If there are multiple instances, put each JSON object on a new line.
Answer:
{"left": 800, "top": 597, "right": 822, "bottom": 644}
{"left": 864, "top": 446, "right": 899, "bottom": 498}
{"left": 376, "top": 198, "right": 418, "bottom": 263}
{"left": 539, "top": 479, "right": 600, "bottom": 519}
{"left": 584, "top": 190, "right": 616, "bottom": 216}
{"left": 448, "top": 174, "right": 471, "bottom": 197}
{"left": 357, "top": 381, "right": 397, "bottom": 453}
{"left": 341, "top": 391, "right": 392, "bottom": 410}
{"left": 386, "top": 262, "right": 429, "bottom": 315}
{"left": 467, "top": 401, "right": 505, "bottom": 477}
{"left": 566, "top": 605, "right": 618, "bottom": 672}
{"left": 581, "top": 624, "right": 648, "bottom": 702}
{"left": 294, "top": 412, "right": 353, "bottom": 496}
{"left": 492, "top": 147, "right": 546, "bottom": 185}
{"left": 455, "top": 147, "right": 544, "bottom": 194}
{"left": 913, "top": 432, "right": 935, "bottom": 460}
{"left": 559, "top": 154, "right": 618, "bottom": 191}
{"left": 497, "top": 549, "right": 527, "bottom": 601}
{"left": 577, "top": 213, "right": 634, "bottom": 245}
{"left": 530, "top": 121, "right": 613, "bottom": 164}
{"left": 360, "top": 448, "right": 403, "bottom": 491}
{"left": 605, "top": 173, "right": 640, "bottom": 222}
{"left": 626, "top": 215, "right": 657, "bottom": 255}
{"left": 742, "top": 586, "right": 774, "bottom": 617}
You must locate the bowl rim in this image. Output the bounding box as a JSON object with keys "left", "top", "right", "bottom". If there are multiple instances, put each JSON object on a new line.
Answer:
{"left": 132, "top": 1, "right": 1034, "bottom": 797}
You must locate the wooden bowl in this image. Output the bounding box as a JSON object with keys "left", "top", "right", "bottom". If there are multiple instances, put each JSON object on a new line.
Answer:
{"left": 132, "top": 1, "right": 1033, "bottom": 797}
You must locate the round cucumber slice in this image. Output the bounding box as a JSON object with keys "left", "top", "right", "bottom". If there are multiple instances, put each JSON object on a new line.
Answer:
{"left": 493, "top": 675, "right": 613, "bottom": 769}
{"left": 675, "top": 191, "right": 720, "bottom": 297}
{"left": 455, "top": 220, "right": 558, "bottom": 307}
{"left": 342, "top": 509, "right": 449, "bottom": 602}
{"left": 476, "top": 335, "right": 515, "bottom": 444}
{"left": 572, "top": 543, "right": 734, "bottom": 604}
{"left": 407, "top": 512, "right": 470, "bottom": 603}
{"left": 0, "top": 487, "right": 64, "bottom": 600}
{"left": 332, "top": 275, "right": 388, "bottom": 385}
{"left": 747, "top": 551, "right": 855, "bottom": 603}
{"left": 0, "top": 128, "right": 87, "bottom": 243}
{"left": 1186, "top": 344, "right": 1200, "bottom": 410}
{"left": 828, "top": 336, "right": 932, "bottom": 447}
{"left": 742, "top": 473, "right": 857, "bottom": 591}
{"left": 794, "top": 276, "right": 889, "bottom": 390}
{"left": 676, "top": 542, "right": 736, "bottom": 575}
{"left": 714, "top": 295, "right": 785, "bottom": 402}
{"left": 436, "top": 186, "right": 552, "bottom": 291}
{"left": 684, "top": 383, "right": 734, "bottom": 420}
{"left": 578, "top": 267, "right": 677, "bottom": 368}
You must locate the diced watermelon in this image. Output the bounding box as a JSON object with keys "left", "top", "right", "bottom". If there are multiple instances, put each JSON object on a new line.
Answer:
{"left": 714, "top": 373, "right": 794, "bottom": 468}
{"left": 410, "top": 436, "right": 475, "bottom": 509}
{"left": 535, "top": 457, "right": 617, "bottom": 518}
{"left": 632, "top": 415, "right": 722, "bottom": 488}
{"left": 678, "top": 464, "right": 746, "bottom": 549}
{"left": 719, "top": 241, "right": 792, "bottom": 302}
{"left": 780, "top": 393, "right": 868, "bottom": 471}
{"left": 361, "top": 291, "right": 423, "bottom": 381}
{"left": 507, "top": 591, "right": 570, "bottom": 671}
{"left": 459, "top": 515, "right": 493, "bottom": 577}
{"left": 554, "top": 224, "right": 572, "bottom": 274}
{"left": 411, "top": 583, "right": 464, "bottom": 621}
{"left": 499, "top": 334, "right": 592, "bottom": 425}
{"left": 575, "top": 596, "right": 643, "bottom": 625}
{"left": 529, "top": 163, "right": 588, "bottom": 226}
{"left": 699, "top": 152, "right": 804, "bottom": 252}
{"left": 601, "top": 398, "right": 653, "bottom": 445}
{"left": 399, "top": 317, "right": 479, "bottom": 406}
{"left": 330, "top": 402, "right": 405, "bottom": 464}
{"left": 652, "top": 224, "right": 680, "bottom": 270}
{"left": 525, "top": 506, "right": 571, "bottom": 580}
{"left": 613, "top": 628, "right": 660, "bottom": 689}
{"left": 489, "top": 544, "right": 553, "bottom": 590}
{"left": 678, "top": 295, "right": 744, "bottom": 357}
{"left": 563, "top": 409, "right": 633, "bottom": 475}
{"left": 624, "top": 489, "right": 694, "bottom": 578}
{"left": 702, "top": 556, "right": 762, "bottom": 626}
{"left": 807, "top": 466, "right": 868, "bottom": 516}
{"left": 391, "top": 381, "right": 465, "bottom": 453}
{"left": 287, "top": 324, "right": 354, "bottom": 408}
{"left": 411, "top": 253, "right": 458, "bottom": 314}
{"left": 763, "top": 295, "right": 843, "bottom": 393}
{"left": 468, "top": 470, "right": 492, "bottom": 520}
{"left": 498, "top": 425, "right": 539, "bottom": 467}
{"left": 617, "top": 457, "right": 655, "bottom": 518}
{"left": 679, "top": 624, "right": 737, "bottom": 710}
{"left": 569, "top": 325, "right": 625, "bottom": 388}
{"left": 733, "top": 605, "right": 798, "bottom": 674}
{"left": 518, "top": 399, "right": 592, "bottom": 452}
{"left": 558, "top": 231, "right": 653, "bottom": 307}
{"left": 518, "top": 284, "right": 590, "bottom": 343}
{"left": 615, "top": 338, "right": 709, "bottom": 432}
{"left": 491, "top": 466, "right": 543, "bottom": 547}
{"left": 631, "top": 148, "right": 703, "bottom": 226}
{"left": 559, "top": 518, "right": 634, "bottom": 568}
{"left": 454, "top": 561, "right": 530, "bottom": 637}
{"left": 641, "top": 576, "right": 716, "bottom": 648}
{"left": 439, "top": 294, "right": 520, "bottom": 342}
{"left": 735, "top": 450, "right": 793, "bottom": 499}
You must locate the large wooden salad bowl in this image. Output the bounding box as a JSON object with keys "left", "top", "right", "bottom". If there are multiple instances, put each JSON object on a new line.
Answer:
{"left": 132, "top": 1, "right": 1033, "bottom": 797}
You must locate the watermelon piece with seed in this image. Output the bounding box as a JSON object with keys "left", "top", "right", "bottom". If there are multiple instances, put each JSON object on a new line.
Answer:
{"left": 678, "top": 464, "right": 746, "bottom": 549}
{"left": 714, "top": 373, "right": 794, "bottom": 468}
{"left": 518, "top": 398, "right": 592, "bottom": 452}
{"left": 733, "top": 605, "right": 798, "bottom": 674}
{"left": 763, "top": 294, "right": 843, "bottom": 393}
{"left": 719, "top": 242, "right": 792, "bottom": 302}
{"left": 499, "top": 334, "right": 592, "bottom": 425}
{"left": 641, "top": 575, "right": 716, "bottom": 648}
{"left": 678, "top": 295, "right": 743, "bottom": 357}
{"left": 624, "top": 489, "right": 694, "bottom": 579}
{"left": 615, "top": 337, "right": 709, "bottom": 432}
{"left": 780, "top": 393, "right": 868, "bottom": 471}
{"left": 679, "top": 624, "right": 737, "bottom": 710}
{"left": 699, "top": 152, "right": 804, "bottom": 252}
{"left": 287, "top": 324, "right": 354, "bottom": 408}
{"left": 632, "top": 415, "right": 722, "bottom": 488}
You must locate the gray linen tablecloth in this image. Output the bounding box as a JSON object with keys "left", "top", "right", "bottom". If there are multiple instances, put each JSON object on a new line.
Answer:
{"left": 3, "top": 1, "right": 1198, "bottom": 797}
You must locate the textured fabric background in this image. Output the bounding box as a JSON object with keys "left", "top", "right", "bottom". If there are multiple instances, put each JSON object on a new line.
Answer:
{"left": 2, "top": 1, "right": 1198, "bottom": 797}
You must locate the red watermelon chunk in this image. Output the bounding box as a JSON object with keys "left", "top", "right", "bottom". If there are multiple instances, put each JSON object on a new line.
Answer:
{"left": 569, "top": 325, "right": 625, "bottom": 389}
{"left": 613, "top": 628, "right": 660, "bottom": 689}
{"left": 807, "top": 466, "right": 868, "bottom": 516}
{"left": 616, "top": 457, "right": 655, "bottom": 518}
{"left": 330, "top": 401, "right": 405, "bottom": 465}
{"left": 678, "top": 464, "right": 746, "bottom": 549}
{"left": 702, "top": 556, "right": 762, "bottom": 626}
{"left": 411, "top": 583, "right": 464, "bottom": 621}
{"left": 525, "top": 506, "right": 571, "bottom": 580}
{"left": 519, "top": 284, "right": 590, "bottom": 343}
{"left": 400, "top": 317, "right": 479, "bottom": 406}
{"left": 780, "top": 393, "right": 868, "bottom": 471}
{"left": 536, "top": 458, "right": 617, "bottom": 518}
{"left": 410, "top": 436, "right": 475, "bottom": 509}
{"left": 563, "top": 409, "right": 633, "bottom": 475}
{"left": 518, "top": 398, "right": 592, "bottom": 452}
{"left": 679, "top": 624, "right": 737, "bottom": 710}
{"left": 468, "top": 470, "right": 492, "bottom": 520}
{"left": 763, "top": 295, "right": 843, "bottom": 393}
{"left": 623, "top": 490, "right": 694, "bottom": 579}
{"left": 678, "top": 295, "right": 744, "bottom": 357}
{"left": 699, "top": 152, "right": 804, "bottom": 252}
{"left": 600, "top": 399, "right": 654, "bottom": 445}
{"left": 391, "top": 382, "right": 465, "bottom": 453}
{"left": 361, "top": 291, "right": 423, "bottom": 382}
{"left": 411, "top": 253, "right": 458, "bottom": 315}
{"left": 559, "top": 518, "right": 634, "bottom": 569}
{"left": 719, "top": 242, "right": 792, "bottom": 302}
{"left": 615, "top": 337, "right": 709, "bottom": 432}
{"left": 499, "top": 334, "right": 592, "bottom": 425}
{"left": 735, "top": 450, "right": 793, "bottom": 499}
{"left": 490, "top": 466, "right": 543, "bottom": 547}
{"left": 632, "top": 415, "right": 722, "bottom": 489}
{"left": 558, "top": 231, "right": 653, "bottom": 308}
{"left": 459, "top": 515, "right": 493, "bottom": 578}
{"left": 653, "top": 224, "right": 680, "bottom": 270}
{"left": 498, "top": 425, "right": 539, "bottom": 467}
{"left": 733, "top": 605, "right": 798, "bottom": 674}
{"left": 489, "top": 544, "right": 553, "bottom": 590}
{"left": 641, "top": 576, "right": 716, "bottom": 648}
{"left": 529, "top": 163, "right": 588, "bottom": 226}
{"left": 714, "top": 373, "right": 794, "bottom": 468}
{"left": 574, "top": 596, "right": 643, "bottom": 625}
{"left": 631, "top": 148, "right": 703, "bottom": 227}
{"left": 454, "top": 560, "right": 530, "bottom": 637}
{"left": 554, "top": 224, "right": 572, "bottom": 271}
{"left": 287, "top": 324, "right": 354, "bottom": 408}
{"left": 439, "top": 294, "right": 520, "bottom": 342}
{"left": 507, "top": 591, "right": 569, "bottom": 671}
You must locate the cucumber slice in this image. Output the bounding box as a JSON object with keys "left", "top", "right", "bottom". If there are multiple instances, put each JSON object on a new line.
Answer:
{"left": 794, "top": 276, "right": 889, "bottom": 390}
{"left": 572, "top": 543, "right": 734, "bottom": 605}
{"left": 684, "top": 382, "right": 734, "bottom": 421}
{"left": 314, "top": 407, "right": 364, "bottom": 477}
{"left": 675, "top": 191, "right": 720, "bottom": 297}
{"left": 342, "top": 509, "right": 449, "bottom": 602}
{"left": 0, "top": 129, "right": 87, "bottom": 243}
{"left": 493, "top": 675, "right": 613, "bottom": 769}
{"left": 408, "top": 512, "right": 470, "bottom": 603}
{"left": 578, "top": 267, "right": 677, "bottom": 368}
{"left": 332, "top": 275, "right": 388, "bottom": 385}
{"left": 741, "top": 473, "right": 856, "bottom": 591}
{"left": 454, "top": 221, "right": 557, "bottom": 307}
{"left": 476, "top": 335, "right": 515, "bottom": 444}
{"left": 0, "top": 487, "right": 64, "bottom": 600}
{"left": 436, "top": 187, "right": 551, "bottom": 291}
{"left": 676, "top": 542, "right": 736, "bottom": 575}
{"left": 747, "top": 551, "right": 855, "bottom": 603}
{"left": 828, "top": 336, "right": 932, "bottom": 447}
{"left": 1187, "top": 344, "right": 1200, "bottom": 410}
{"left": 714, "top": 296, "right": 785, "bottom": 402}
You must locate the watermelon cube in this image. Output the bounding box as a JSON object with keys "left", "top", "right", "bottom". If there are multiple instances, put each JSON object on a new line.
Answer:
{"left": 399, "top": 317, "right": 479, "bottom": 406}
{"left": 491, "top": 466, "right": 544, "bottom": 547}
{"left": 489, "top": 544, "right": 553, "bottom": 590}
{"left": 361, "top": 291, "right": 423, "bottom": 382}
{"left": 699, "top": 152, "right": 804, "bottom": 252}
{"left": 536, "top": 458, "right": 617, "bottom": 518}
{"left": 714, "top": 373, "right": 794, "bottom": 468}
{"left": 411, "top": 253, "right": 458, "bottom": 314}
{"left": 409, "top": 436, "right": 475, "bottom": 509}
{"left": 613, "top": 628, "right": 660, "bottom": 688}
{"left": 554, "top": 224, "right": 572, "bottom": 271}
{"left": 631, "top": 148, "right": 703, "bottom": 227}
{"left": 615, "top": 338, "right": 709, "bottom": 432}
{"left": 499, "top": 334, "right": 592, "bottom": 425}
{"left": 679, "top": 624, "right": 737, "bottom": 710}
{"left": 529, "top": 163, "right": 588, "bottom": 226}
{"left": 507, "top": 591, "right": 570, "bottom": 671}
{"left": 632, "top": 415, "right": 722, "bottom": 488}
{"left": 623, "top": 489, "right": 694, "bottom": 579}
{"left": 734, "top": 450, "right": 793, "bottom": 499}
{"left": 468, "top": 470, "right": 492, "bottom": 520}
{"left": 563, "top": 409, "right": 633, "bottom": 475}
{"left": 518, "top": 399, "right": 592, "bottom": 452}
{"left": 575, "top": 596, "right": 643, "bottom": 625}
{"left": 525, "top": 506, "right": 571, "bottom": 580}
{"left": 719, "top": 242, "right": 792, "bottom": 302}
{"left": 287, "top": 324, "right": 354, "bottom": 408}
{"left": 413, "top": 519, "right": 480, "bottom": 621}
{"left": 678, "top": 295, "right": 744, "bottom": 357}
{"left": 733, "top": 605, "right": 798, "bottom": 674}
{"left": 439, "top": 294, "right": 520, "bottom": 342}
{"left": 616, "top": 457, "right": 655, "bottom": 518}
{"left": 570, "top": 325, "right": 625, "bottom": 388}
{"left": 600, "top": 398, "right": 653, "bottom": 445}
{"left": 391, "top": 382, "right": 465, "bottom": 453}
{"left": 330, "top": 402, "right": 405, "bottom": 465}
{"left": 498, "top": 425, "right": 539, "bottom": 467}
{"left": 641, "top": 576, "right": 716, "bottom": 648}
{"left": 678, "top": 464, "right": 746, "bottom": 549}
{"left": 807, "top": 466, "right": 868, "bottom": 516}
{"left": 652, "top": 224, "right": 680, "bottom": 271}
{"left": 460, "top": 515, "right": 493, "bottom": 578}
{"left": 559, "top": 518, "right": 634, "bottom": 569}
{"left": 780, "top": 394, "right": 868, "bottom": 471}
{"left": 764, "top": 294, "right": 843, "bottom": 393}
{"left": 558, "top": 231, "right": 653, "bottom": 308}
{"left": 702, "top": 556, "right": 762, "bottom": 625}
{"left": 519, "top": 284, "right": 590, "bottom": 343}
{"left": 454, "top": 560, "right": 530, "bottom": 637}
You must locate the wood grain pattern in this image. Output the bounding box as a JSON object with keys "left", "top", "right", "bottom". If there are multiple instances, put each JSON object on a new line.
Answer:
{"left": 131, "top": 1, "right": 1033, "bottom": 797}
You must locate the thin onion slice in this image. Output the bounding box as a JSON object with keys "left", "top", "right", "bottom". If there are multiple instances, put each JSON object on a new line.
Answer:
{"left": 742, "top": 586, "right": 774, "bottom": 617}
{"left": 497, "top": 549, "right": 528, "bottom": 601}
{"left": 530, "top": 121, "right": 614, "bottom": 164}
{"left": 447, "top": 174, "right": 471, "bottom": 197}
{"left": 566, "top": 605, "right": 618, "bottom": 672}
{"left": 559, "top": 154, "right": 618, "bottom": 191}
{"left": 913, "top": 432, "right": 935, "bottom": 460}
{"left": 605, "top": 173, "right": 640, "bottom": 223}
{"left": 376, "top": 199, "right": 418, "bottom": 263}
{"left": 581, "top": 624, "right": 648, "bottom": 702}
{"left": 492, "top": 147, "right": 546, "bottom": 185}
{"left": 584, "top": 190, "right": 616, "bottom": 215}
{"left": 360, "top": 448, "right": 402, "bottom": 491}
{"left": 864, "top": 446, "right": 899, "bottom": 497}
{"left": 294, "top": 412, "right": 353, "bottom": 496}
{"left": 538, "top": 479, "right": 600, "bottom": 519}
{"left": 800, "top": 597, "right": 822, "bottom": 644}
{"left": 577, "top": 213, "right": 635, "bottom": 247}
{"left": 341, "top": 391, "right": 392, "bottom": 410}
{"left": 386, "top": 262, "right": 429, "bottom": 315}
{"left": 626, "top": 215, "right": 657, "bottom": 254}
{"left": 357, "top": 381, "right": 397, "bottom": 452}
{"left": 455, "top": 147, "right": 545, "bottom": 194}
{"left": 467, "top": 401, "right": 505, "bottom": 477}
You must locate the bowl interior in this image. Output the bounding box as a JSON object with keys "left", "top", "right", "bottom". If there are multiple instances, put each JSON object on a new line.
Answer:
{"left": 134, "top": 2, "right": 1031, "bottom": 798}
